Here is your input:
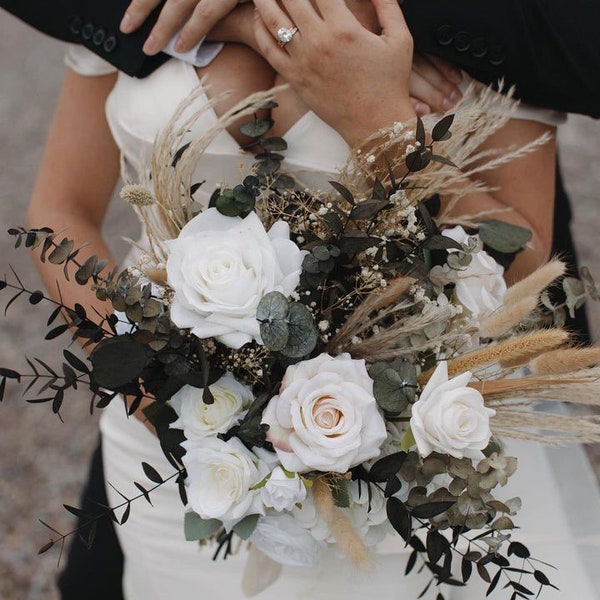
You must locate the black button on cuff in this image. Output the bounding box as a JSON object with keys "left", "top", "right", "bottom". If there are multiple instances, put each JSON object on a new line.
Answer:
{"left": 81, "top": 22, "right": 94, "bottom": 40}
{"left": 453, "top": 31, "right": 472, "bottom": 52}
{"left": 436, "top": 25, "right": 454, "bottom": 46}
{"left": 93, "top": 29, "right": 106, "bottom": 46}
{"left": 68, "top": 16, "right": 82, "bottom": 35}
{"left": 103, "top": 36, "right": 118, "bottom": 53}
{"left": 470, "top": 37, "right": 488, "bottom": 58}
{"left": 488, "top": 44, "right": 506, "bottom": 66}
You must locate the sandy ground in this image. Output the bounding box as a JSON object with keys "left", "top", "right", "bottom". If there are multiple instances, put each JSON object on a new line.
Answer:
{"left": 1, "top": 10, "right": 599, "bottom": 600}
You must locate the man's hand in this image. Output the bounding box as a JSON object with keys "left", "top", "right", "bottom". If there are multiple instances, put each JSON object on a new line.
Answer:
{"left": 120, "top": 0, "right": 250, "bottom": 56}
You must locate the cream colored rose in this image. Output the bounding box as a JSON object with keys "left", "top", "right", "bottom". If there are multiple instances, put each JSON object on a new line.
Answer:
{"left": 442, "top": 226, "right": 506, "bottom": 320}
{"left": 165, "top": 208, "right": 303, "bottom": 348}
{"left": 411, "top": 361, "right": 495, "bottom": 460}
{"left": 262, "top": 353, "right": 387, "bottom": 473}
{"left": 170, "top": 373, "right": 254, "bottom": 442}
{"left": 182, "top": 437, "right": 268, "bottom": 525}
{"left": 260, "top": 466, "right": 307, "bottom": 512}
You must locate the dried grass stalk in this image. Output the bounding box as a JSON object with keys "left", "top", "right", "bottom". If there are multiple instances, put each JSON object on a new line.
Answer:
{"left": 132, "top": 84, "right": 288, "bottom": 266}
{"left": 313, "top": 478, "right": 372, "bottom": 569}
{"left": 479, "top": 296, "right": 539, "bottom": 338}
{"left": 419, "top": 329, "right": 568, "bottom": 385}
{"left": 503, "top": 259, "right": 565, "bottom": 307}
{"left": 328, "top": 277, "right": 415, "bottom": 352}
{"left": 491, "top": 410, "right": 600, "bottom": 444}
{"left": 530, "top": 347, "right": 600, "bottom": 375}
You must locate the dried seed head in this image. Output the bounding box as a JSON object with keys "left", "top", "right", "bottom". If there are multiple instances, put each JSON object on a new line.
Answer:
{"left": 120, "top": 184, "right": 155, "bottom": 207}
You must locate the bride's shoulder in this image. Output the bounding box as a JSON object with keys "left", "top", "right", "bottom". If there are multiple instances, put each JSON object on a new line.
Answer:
{"left": 64, "top": 44, "right": 117, "bottom": 77}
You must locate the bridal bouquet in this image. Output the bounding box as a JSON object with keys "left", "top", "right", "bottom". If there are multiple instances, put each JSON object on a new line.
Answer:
{"left": 2, "top": 89, "right": 600, "bottom": 599}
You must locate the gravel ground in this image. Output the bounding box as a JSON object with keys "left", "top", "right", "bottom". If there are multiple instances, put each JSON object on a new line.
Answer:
{"left": 1, "top": 11, "right": 600, "bottom": 600}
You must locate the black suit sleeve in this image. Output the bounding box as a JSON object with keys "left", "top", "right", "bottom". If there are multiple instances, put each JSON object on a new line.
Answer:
{"left": 402, "top": 0, "right": 600, "bottom": 118}
{"left": 0, "top": 0, "right": 168, "bottom": 77}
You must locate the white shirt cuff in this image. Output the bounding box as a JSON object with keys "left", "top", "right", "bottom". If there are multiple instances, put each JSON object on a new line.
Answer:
{"left": 163, "top": 35, "right": 224, "bottom": 67}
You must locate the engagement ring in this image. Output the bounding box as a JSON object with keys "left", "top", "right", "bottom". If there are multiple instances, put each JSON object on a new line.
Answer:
{"left": 276, "top": 26, "right": 298, "bottom": 46}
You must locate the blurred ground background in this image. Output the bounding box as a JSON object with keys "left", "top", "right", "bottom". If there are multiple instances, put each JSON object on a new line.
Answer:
{"left": 1, "top": 10, "right": 600, "bottom": 600}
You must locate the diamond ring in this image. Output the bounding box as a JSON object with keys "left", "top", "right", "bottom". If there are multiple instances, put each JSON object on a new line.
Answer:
{"left": 276, "top": 26, "right": 299, "bottom": 46}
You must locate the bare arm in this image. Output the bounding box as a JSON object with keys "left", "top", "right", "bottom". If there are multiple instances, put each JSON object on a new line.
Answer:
{"left": 27, "top": 68, "right": 120, "bottom": 318}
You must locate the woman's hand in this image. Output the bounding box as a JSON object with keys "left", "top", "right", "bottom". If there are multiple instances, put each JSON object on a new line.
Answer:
{"left": 253, "top": 0, "right": 417, "bottom": 148}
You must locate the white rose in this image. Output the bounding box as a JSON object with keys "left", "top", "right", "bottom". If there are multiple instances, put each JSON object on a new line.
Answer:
{"left": 260, "top": 466, "right": 307, "bottom": 512}
{"left": 250, "top": 513, "right": 324, "bottom": 567}
{"left": 170, "top": 373, "right": 254, "bottom": 441}
{"left": 262, "top": 353, "right": 387, "bottom": 473}
{"left": 442, "top": 226, "right": 506, "bottom": 319}
{"left": 166, "top": 208, "right": 304, "bottom": 348}
{"left": 410, "top": 361, "right": 496, "bottom": 460}
{"left": 182, "top": 437, "right": 268, "bottom": 525}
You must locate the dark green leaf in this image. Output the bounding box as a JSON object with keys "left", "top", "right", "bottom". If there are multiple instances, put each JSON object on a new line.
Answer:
{"left": 384, "top": 475, "right": 402, "bottom": 497}
{"left": 260, "top": 137, "right": 288, "bottom": 151}
{"left": 462, "top": 557, "right": 473, "bottom": 583}
{"left": 29, "top": 290, "right": 44, "bottom": 305}
{"left": 63, "top": 504, "right": 91, "bottom": 519}
{"left": 89, "top": 336, "right": 153, "bottom": 389}
{"left": 426, "top": 529, "right": 448, "bottom": 564}
{"left": 339, "top": 233, "right": 381, "bottom": 256}
{"left": 533, "top": 570, "right": 550, "bottom": 586}
{"left": 411, "top": 501, "right": 455, "bottom": 519}
{"left": 479, "top": 220, "right": 532, "bottom": 254}
{"left": 477, "top": 563, "right": 491, "bottom": 583}
{"left": 45, "top": 324, "right": 69, "bottom": 340}
{"left": 134, "top": 482, "right": 153, "bottom": 505}
{"left": 52, "top": 388, "right": 64, "bottom": 414}
{"left": 369, "top": 451, "right": 407, "bottom": 482}
{"left": 415, "top": 116, "right": 426, "bottom": 147}
{"left": 486, "top": 569, "right": 502, "bottom": 596}
{"left": 0, "top": 368, "right": 21, "bottom": 379}
{"left": 38, "top": 540, "right": 55, "bottom": 555}
{"left": 372, "top": 178, "right": 387, "bottom": 200}
{"left": 430, "top": 154, "right": 457, "bottom": 167}
{"left": 432, "top": 114, "right": 455, "bottom": 141}
{"left": 47, "top": 305, "right": 62, "bottom": 327}
{"left": 142, "top": 462, "right": 163, "bottom": 484}
{"left": 171, "top": 142, "right": 191, "bottom": 167}
{"left": 329, "top": 181, "right": 355, "bottom": 205}
{"left": 0, "top": 378, "right": 6, "bottom": 402}
{"left": 351, "top": 200, "right": 390, "bottom": 221}
{"left": 260, "top": 318, "right": 289, "bottom": 352}
{"left": 405, "top": 549, "right": 418, "bottom": 575}
{"left": 240, "top": 118, "right": 274, "bottom": 138}
{"left": 422, "top": 235, "right": 463, "bottom": 251}
{"left": 120, "top": 503, "right": 131, "bottom": 525}
{"left": 387, "top": 497, "right": 412, "bottom": 541}
{"left": 508, "top": 541, "right": 530, "bottom": 559}
{"left": 508, "top": 581, "right": 534, "bottom": 595}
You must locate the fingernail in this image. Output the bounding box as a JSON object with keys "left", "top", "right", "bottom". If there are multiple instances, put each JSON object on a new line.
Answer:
{"left": 143, "top": 35, "right": 157, "bottom": 55}
{"left": 449, "top": 90, "right": 461, "bottom": 103}
{"left": 120, "top": 13, "right": 132, "bottom": 33}
{"left": 451, "top": 69, "right": 464, "bottom": 83}
{"left": 174, "top": 36, "right": 185, "bottom": 53}
{"left": 415, "top": 102, "right": 431, "bottom": 116}
{"left": 443, "top": 92, "right": 460, "bottom": 110}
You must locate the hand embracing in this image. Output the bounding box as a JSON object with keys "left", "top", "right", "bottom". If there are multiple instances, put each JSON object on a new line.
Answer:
{"left": 253, "top": 0, "right": 417, "bottom": 147}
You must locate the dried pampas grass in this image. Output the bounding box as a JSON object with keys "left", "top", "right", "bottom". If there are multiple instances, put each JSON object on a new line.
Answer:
{"left": 313, "top": 478, "right": 372, "bottom": 569}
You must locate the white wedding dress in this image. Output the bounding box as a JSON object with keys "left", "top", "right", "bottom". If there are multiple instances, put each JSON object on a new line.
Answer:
{"left": 66, "top": 45, "right": 600, "bottom": 600}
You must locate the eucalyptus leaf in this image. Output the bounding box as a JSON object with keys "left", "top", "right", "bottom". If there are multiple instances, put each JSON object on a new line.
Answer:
{"left": 281, "top": 302, "right": 318, "bottom": 358}
{"left": 240, "top": 118, "right": 274, "bottom": 138}
{"left": 370, "top": 361, "right": 417, "bottom": 415}
{"left": 478, "top": 220, "right": 532, "bottom": 254}
{"left": 233, "top": 514, "right": 260, "bottom": 540}
{"left": 257, "top": 291, "right": 289, "bottom": 322}
{"left": 260, "top": 318, "right": 289, "bottom": 352}
{"left": 330, "top": 478, "right": 350, "bottom": 508}
{"left": 184, "top": 511, "right": 222, "bottom": 541}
